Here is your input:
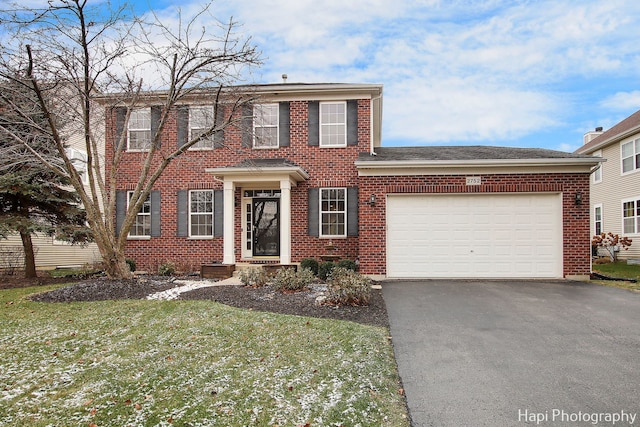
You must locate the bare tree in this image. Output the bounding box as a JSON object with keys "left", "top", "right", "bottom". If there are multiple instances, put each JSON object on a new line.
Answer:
{"left": 0, "top": 0, "right": 261, "bottom": 278}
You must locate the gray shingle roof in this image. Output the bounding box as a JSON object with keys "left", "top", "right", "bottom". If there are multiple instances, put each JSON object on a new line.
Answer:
{"left": 358, "top": 146, "right": 595, "bottom": 162}
{"left": 575, "top": 109, "right": 640, "bottom": 154}
{"left": 232, "top": 158, "right": 301, "bottom": 168}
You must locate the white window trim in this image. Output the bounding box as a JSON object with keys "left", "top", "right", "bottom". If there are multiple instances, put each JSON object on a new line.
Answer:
{"left": 592, "top": 150, "right": 602, "bottom": 183}
{"left": 620, "top": 138, "right": 640, "bottom": 175}
{"left": 253, "top": 103, "right": 279, "bottom": 149}
{"left": 127, "top": 108, "right": 152, "bottom": 152}
{"left": 621, "top": 196, "right": 640, "bottom": 236}
{"left": 67, "top": 147, "right": 89, "bottom": 185}
{"left": 127, "top": 191, "right": 151, "bottom": 239}
{"left": 188, "top": 190, "right": 214, "bottom": 239}
{"left": 189, "top": 105, "right": 215, "bottom": 150}
{"left": 319, "top": 187, "right": 347, "bottom": 238}
{"left": 594, "top": 203, "right": 603, "bottom": 236}
{"left": 319, "top": 101, "right": 347, "bottom": 148}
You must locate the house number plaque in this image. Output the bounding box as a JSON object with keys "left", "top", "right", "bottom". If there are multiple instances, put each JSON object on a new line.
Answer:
{"left": 466, "top": 176, "right": 482, "bottom": 186}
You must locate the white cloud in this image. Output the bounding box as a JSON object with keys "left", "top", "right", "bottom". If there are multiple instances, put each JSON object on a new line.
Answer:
{"left": 383, "top": 78, "right": 562, "bottom": 144}
{"left": 11, "top": 0, "right": 638, "bottom": 148}
{"left": 600, "top": 91, "right": 640, "bottom": 111}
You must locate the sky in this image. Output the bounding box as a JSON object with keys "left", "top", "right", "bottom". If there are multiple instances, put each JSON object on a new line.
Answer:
{"left": 10, "top": 0, "right": 640, "bottom": 152}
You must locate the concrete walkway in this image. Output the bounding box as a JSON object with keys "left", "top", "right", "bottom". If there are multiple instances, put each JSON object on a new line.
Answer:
{"left": 146, "top": 276, "right": 242, "bottom": 300}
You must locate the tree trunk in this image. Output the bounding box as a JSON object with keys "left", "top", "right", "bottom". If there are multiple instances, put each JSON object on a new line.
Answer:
{"left": 102, "top": 247, "right": 133, "bottom": 279}
{"left": 19, "top": 230, "right": 37, "bottom": 278}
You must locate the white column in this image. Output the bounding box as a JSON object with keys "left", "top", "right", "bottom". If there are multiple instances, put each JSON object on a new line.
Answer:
{"left": 280, "top": 179, "right": 292, "bottom": 265}
{"left": 223, "top": 180, "right": 235, "bottom": 264}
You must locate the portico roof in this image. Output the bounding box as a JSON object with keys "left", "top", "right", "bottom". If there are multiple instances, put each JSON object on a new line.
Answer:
{"left": 205, "top": 158, "right": 310, "bottom": 183}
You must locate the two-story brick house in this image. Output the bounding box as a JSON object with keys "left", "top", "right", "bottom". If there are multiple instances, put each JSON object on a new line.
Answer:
{"left": 106, "top": 83, "right": 598, "bottom": 279}
{"left": 576, "top": 110, "right": 640, "bottom": 261}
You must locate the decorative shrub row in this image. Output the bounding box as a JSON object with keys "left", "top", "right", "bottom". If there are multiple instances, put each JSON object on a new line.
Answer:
{"left": 271, "top": 267, "right": 315, "bottom": 292}
{"left": 325, "top": 267, "right": 372, "bottom": 306}
{"left": 301, "top": 258, "right": 358, "bottom": 280}
{"left": 238, "top": 267, "right": 271, "bottom": 287}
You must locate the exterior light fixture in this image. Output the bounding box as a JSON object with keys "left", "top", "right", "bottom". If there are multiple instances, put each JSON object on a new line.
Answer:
{"left": 575, "top": 192, "right": 582, "bottom": 205}
{"left": 369, "top": 194, "right": 376, "bottom": 206}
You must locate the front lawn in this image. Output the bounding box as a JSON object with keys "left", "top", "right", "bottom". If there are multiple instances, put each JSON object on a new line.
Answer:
{"left": 592, "top": 260, "right": 640, "bottom": 291}
{"left": 0, "top": 285, "right": 409, "bottom": 426}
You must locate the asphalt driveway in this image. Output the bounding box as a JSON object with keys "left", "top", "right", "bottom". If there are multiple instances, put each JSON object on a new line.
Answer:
{"left": 382, "top": 280, "right": 640, "bottom": 427}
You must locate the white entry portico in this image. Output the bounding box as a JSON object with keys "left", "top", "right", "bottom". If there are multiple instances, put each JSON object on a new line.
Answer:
{"left": 206, "top": 161, "right": 309, "bottom": 265}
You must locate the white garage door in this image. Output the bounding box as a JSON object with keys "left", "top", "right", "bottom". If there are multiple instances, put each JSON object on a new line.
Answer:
{"left": 386, "top": 193, "right": 563, "bottom": 278}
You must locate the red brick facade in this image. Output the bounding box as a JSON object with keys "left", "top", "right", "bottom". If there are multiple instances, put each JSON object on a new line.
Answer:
{"left": 105, "top": 85, "right": 593, "bottom": 278}
{"left": 357, "top": 173, "right": 592, "bottom": 277}
{"left": 105, "top": 98, "right": 369, "bottom": 272}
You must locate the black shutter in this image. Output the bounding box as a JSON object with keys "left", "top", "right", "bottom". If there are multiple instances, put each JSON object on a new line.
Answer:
{"left": 279, "top": 102, "right": 290, "bottom": 147}
{"left": 116, "top": 190, "right": 127, "bottom": 235}
{"left": 114, "top": 107, "right": 127, "bottom": 151}
{"left": 347, "top": 187, "right": 359, "bottom": 236}
{"left": 347, "top": 100, "right": 358, "bottom": 146}
{"left": 177, "top": 106, "right": 189, "bottom": 149}
{"left": 214, "top": 106, "right": 225, "bottom": 148}
{"left": 214, "top": 190, "right": 224, "bottom": 237}
{"left": 308, "top": 188, "right": 319, "bottom": 236}
{"left": 308, "top": 101, "right": 319, "bottom": 146}
{"left": 241, "top": 104, "right": 253, "bottom": 148}
{"left": 177, "top": 190, "right": 188, "bottom": 237}
{"left": 151, "top": 190, "right": 161, "bottom": 237}
{"left": 151, "top": 106, "right": 162, "bottom": 149}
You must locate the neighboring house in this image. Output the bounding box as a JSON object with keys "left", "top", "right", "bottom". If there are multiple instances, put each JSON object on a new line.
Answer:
{"left": 576, "top": 109, "right": 640, "bottom": 261}
{"left": 0, "top": 124, "right": 102, "bottom": 273}
{"left": 105, "top": 83, "right": 598, "bottom": 279}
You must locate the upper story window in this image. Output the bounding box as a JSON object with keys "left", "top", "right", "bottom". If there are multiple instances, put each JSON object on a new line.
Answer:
{"left": 621, "top": 138, "right": 640, "bottom": 174}
{"left": 128, "top": 191, "right": 151, "bottom": 237}
{"left": 320, "top": 102, "right": 346, "bottom": 147}
{"left": 594, "top": 204, "right": 603, "bottom": 235}
{"left": 253, "top": 104, "right": 279, "bottom": 148}
{"left": 189, "top": 106, "right": 215, "bottom": 150}
{"left": 189, "top": 190, "right": 214, "bottom": 237}
{"left": 593, "top": 150, "right": 602, "bottom": 183}
{"left": 128, "top": 108, "right": 152, "bottom": 151}
{"left": 623, "top": 198, "right": 640, "bottom": 235}
{"left": 67, "top": 147, "right": 88, "bottom": 185}
{"left": 320, "top": 187, "right": 346, "bottom": 237}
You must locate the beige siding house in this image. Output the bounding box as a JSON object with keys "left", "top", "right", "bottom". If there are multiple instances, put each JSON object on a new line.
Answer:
{"left": 576, "top": 110, "right": 640, "bottom": 260}
{"left": 0, "top": 105, "right": 103, "bottom": 273}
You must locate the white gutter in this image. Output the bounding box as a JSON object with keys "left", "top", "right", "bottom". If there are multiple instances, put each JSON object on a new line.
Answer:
{"left": 355, "top": 156, "right": 604, "bottom": 169}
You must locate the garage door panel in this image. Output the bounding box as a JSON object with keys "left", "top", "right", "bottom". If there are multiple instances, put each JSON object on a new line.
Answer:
{"left": 387, "top": 194, "right": 562, "bottom": 278}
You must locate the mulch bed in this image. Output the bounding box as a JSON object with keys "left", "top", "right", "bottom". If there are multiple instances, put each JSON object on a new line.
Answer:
{"left": 6, "top": 275, "right": 389, "bottom": 327}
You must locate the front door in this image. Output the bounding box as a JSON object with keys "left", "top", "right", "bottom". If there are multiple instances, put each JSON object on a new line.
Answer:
{"left": 252, "top": 198, "right": 280, "bottom": 257}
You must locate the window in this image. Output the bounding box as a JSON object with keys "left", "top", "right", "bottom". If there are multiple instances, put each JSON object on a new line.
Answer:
{"left": 320, "top": 102, "right": 346, "bottom": 147}
{"left": 622, "top": 198, "right": 640, "bottom": 234}
{"left": 128, "top": 192, "right": 151, "bottom": 237}
{"left": 67, "top": 148, "right": 88, "bottom": 185}
{"left": 253, "top": 104, "right": 278, "bottom": 148}
{"left": 189, "top": 106, "right": 215, "bottom": 149}
{"left": 189, "top": 190, "right": 214, "bottom": 237}
{"left": 128, "top": 108, "right": 152, "bottom": 150}
{"left": 594, "top": 204, "right": 603, "bottom": 235}
{"left": 593, "top": 150, "right": 602, "bottom": 183}
{"left": 320, "top": 188, "right": 346, "bottom": 237}
{"left": 621, "top": 139, "right": 640, "bottom": 174}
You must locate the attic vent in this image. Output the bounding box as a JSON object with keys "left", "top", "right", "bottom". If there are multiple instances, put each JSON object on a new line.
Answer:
{"left": 282, "top": 74, "right": 288, "bottom": 83}
{"left": 595, "top": 126, "right": 603, "bottom": 132}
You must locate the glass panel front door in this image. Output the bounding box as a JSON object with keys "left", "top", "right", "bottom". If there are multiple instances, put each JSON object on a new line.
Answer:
{"left": 253, "top": 199, "right": 280, "bottom": 256}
